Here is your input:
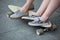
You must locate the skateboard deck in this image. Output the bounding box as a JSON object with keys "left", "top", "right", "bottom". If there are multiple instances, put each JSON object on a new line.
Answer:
{"left": 8, "top": 5, "right": 21, "bottom": 12}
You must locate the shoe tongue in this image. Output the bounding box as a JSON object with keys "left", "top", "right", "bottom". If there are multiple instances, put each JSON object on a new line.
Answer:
{"left": 34, "top": 17, "right": 40, "bottom": 21}
{"left": 15, "top": 10, "right": 23, "bottom": 15}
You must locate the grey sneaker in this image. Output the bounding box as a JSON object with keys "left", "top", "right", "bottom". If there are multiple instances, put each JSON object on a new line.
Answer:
{"left": 21, "top": 16, "right": 41, "bottom": 20}
{"left": 28, "top": 18, "right": 51, "bottom": 27}
{"left": 10, "top": 10, "right": 27, "bottom": 18}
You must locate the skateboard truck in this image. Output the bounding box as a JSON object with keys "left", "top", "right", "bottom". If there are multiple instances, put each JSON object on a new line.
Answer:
{"left": 36, "top": 23, "right": 56, "bottom": 36}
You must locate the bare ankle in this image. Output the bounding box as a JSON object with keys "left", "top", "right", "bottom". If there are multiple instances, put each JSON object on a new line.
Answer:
{"left": 40, "top": 17, "right": 48, "bottom": 21}
{"left": 34, "top": 13, "right": 41, "bottom": 17}
{"left": 19, "top": 8, "right": 27, "bottom": 13}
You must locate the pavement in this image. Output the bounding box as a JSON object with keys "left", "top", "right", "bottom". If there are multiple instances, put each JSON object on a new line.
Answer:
{"left": 0, "top": 0, "right": 60, "bottom": 40}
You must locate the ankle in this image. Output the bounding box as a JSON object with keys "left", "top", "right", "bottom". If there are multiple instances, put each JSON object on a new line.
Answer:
{"left": 19, "top": 8, "right": 27, "bottom": 13}
{"left": 40, "top": 17, "right": 48, "bottom": 22}
{"left": 34, "top": 13, "right": 41, "bottom": 17}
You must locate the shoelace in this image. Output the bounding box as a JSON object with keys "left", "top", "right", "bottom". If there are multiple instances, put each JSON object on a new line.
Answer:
{"left": 32, "top": 18, "right": 48, "bottom": 24}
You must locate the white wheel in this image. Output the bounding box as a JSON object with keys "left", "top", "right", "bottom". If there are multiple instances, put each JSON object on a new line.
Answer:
{"left": 7, "top": 12, "right": 12, "bottom": 18}
{"left": 36, "top": 28, "right": 44, "bottom": 35}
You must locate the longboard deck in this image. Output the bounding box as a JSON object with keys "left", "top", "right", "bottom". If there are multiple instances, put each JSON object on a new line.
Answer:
{"left": 8, "top": 5, "right": 21, "bottom": 12}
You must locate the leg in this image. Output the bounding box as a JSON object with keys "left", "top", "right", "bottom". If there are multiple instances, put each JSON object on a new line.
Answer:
{"left": 21, "top": 0, "right": 50, "bottom": 20}
{"left": 21, "top": 0, "right": 34, "bottom": 13}
{"left": 35, "top": 0, "right": 51, "bottom": 16}
{"left": 27, "top": 0, "right": 60, "bottom": 27}
{"left": 40, "top": 0, "right": 60, "bottom": 21}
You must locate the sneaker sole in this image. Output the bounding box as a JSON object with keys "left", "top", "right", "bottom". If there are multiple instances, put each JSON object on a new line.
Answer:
{"left": 28, "top": 21, "right": 52, "bottom": 28}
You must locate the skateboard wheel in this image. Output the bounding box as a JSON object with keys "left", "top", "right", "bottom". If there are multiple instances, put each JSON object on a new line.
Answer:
{"left": 36, "top": 28, "right": 44, "bottom": 35}
{"left": 7, "top": 12, "right": 13, "bottom": 18}
{"left": 49, "top": 24, "right": 56, "bottom": 31}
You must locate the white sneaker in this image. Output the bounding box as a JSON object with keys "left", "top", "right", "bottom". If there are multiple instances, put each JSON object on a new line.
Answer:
{"left": 10, "top": 10, "right": 26, "bottom": 18}
{"left": 22, "top": 16, "right": 41, "bottom": 20}
{"left": 28, "top": 18, "right": 51, "bottom": 27}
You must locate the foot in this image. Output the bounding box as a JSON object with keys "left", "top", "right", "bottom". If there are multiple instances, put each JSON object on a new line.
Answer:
{"left": 21, "top": 16, "right": 41, "bottom": 20}
{"left": 28, "top": 18, "right": 51, "bottom": 27}
{"left": 10, "top": 10, "right": 27, "bottom": 18}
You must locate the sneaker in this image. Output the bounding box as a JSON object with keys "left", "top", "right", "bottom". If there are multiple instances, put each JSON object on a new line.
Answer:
{"left": 10, "top": 10, "right": 27, "bottom": 18}
{"left": 21, "top": 16, "right": 41, "bottom": 20}
{"left": 28, "top": 18, "right": 51, "bottom": 27}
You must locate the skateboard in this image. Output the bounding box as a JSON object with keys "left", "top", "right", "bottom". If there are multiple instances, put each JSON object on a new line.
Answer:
{"left": 7, "top": 5, "right": 34, "bottom": 18}
{"left": 36, "top": 23, "right": 56, "bottom": 35}
{"left": 7, "top": 5, "right": 56, "bottom": 36}
{"left": 22, "top": 11, "right": 57, "bottom": 35}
